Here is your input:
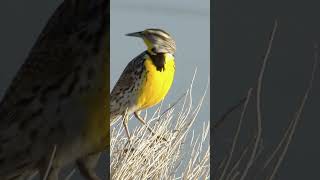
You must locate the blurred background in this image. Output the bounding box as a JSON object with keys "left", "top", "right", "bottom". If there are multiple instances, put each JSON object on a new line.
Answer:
{"left": 213, "top": 0, "right": 320, "bottom": 179}
{"left": 0, "top": 0, "right": 210, "bottom": 179}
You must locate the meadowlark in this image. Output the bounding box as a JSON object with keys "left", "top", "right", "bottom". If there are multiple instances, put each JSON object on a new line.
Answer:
{"left": 110, "top": 29, "right": 176, "bottom": 140}
{"left": 0, "top": 0, "right": 109, "bottom": 180}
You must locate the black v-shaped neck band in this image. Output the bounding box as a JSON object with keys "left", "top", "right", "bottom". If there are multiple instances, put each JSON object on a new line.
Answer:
{"left": 146, "top": 51, "right": 166, "bottom": 72}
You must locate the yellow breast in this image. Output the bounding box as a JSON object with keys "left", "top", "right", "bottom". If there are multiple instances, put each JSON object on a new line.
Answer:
{"left": 136, "top": 53, "right": 175, "bottom": 110}
{"left": 84, "top": 95, "right": 108, "bottom": 151}
{"left": 82, "top": 51, "right": 109, "bottom": 151}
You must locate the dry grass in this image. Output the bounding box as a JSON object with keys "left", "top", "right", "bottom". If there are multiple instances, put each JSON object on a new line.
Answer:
{"left": 110, "top": 71, "right": 210, "bottom": 180}
{"left": 27, "top": 71, "right": 209, "bottom": 180}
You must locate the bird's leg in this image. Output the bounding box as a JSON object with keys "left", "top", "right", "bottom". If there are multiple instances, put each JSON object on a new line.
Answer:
{"left": 134, "top": 111, "right": 155, "bottom": 135}
{"left": 123, "top": 113, "right": 131, "bottom": 142}
{"left": 134, "top": 111, "right": 167, "bottom": 141}
{"left": 77, "top": 152, "right": 101, "bottom": 180}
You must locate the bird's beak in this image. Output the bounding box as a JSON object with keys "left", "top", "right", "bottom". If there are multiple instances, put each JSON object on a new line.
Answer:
{"left": 126, "top": 31, "right": 143, "bottom": 38}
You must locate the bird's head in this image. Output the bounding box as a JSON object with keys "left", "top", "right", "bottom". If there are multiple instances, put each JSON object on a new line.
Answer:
{"left": 126, "top": 28, "right": 176, "bottom": 55}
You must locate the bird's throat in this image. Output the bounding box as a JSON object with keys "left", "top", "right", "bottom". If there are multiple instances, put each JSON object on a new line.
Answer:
{"left": 147, "top": 51, "right": 166, "bottom": 72}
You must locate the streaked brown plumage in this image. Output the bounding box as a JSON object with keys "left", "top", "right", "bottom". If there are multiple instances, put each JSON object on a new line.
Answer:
{"left": 0, "top": 0, "right": 109, "bottom": 180}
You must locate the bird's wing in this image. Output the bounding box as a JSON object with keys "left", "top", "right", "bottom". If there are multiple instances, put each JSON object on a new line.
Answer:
{"left": 0, "top": 0, "right": 108, "bottom": 177}
{"left": 0, "top": 3, "right": 76, "bottom": 128}
{"left": 110, "top": 51, "right": 147, "bottom": 119}
{"left": 0, "top": 3, "right": 80, "bottom": 176}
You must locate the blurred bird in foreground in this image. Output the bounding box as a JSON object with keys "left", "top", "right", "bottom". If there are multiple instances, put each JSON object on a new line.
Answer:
{"left": 0, "top": 0, "right": 109, "bottom": 180}
{"left": 110, "top": 28, "right": 176, "bottom": 140}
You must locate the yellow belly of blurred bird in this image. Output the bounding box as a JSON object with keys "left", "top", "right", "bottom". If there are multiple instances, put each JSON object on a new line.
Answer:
{"left": 81, "top": 71, "right": 109, "bottom": 152}
{"left": 84, "top": 96, "right": 108, "bottom": 152}
{"left": 136, "top": 53, "right": 175, "bottom": 110}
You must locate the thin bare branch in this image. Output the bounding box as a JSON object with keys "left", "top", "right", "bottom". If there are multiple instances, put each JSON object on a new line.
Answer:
{"left": 43, "top": 145, "right": 57, "bottom": 180}
{"left": 268, "top": 43, "right": 318, "bottom": 180}
{"left": 240, "top": 20, "right": 278, "bottom": 180}
{"left": 219, "top": 88, "right": 253, "bottom": 180}
{"left": 214, "top": 96, "right": 247, "bottom": 129}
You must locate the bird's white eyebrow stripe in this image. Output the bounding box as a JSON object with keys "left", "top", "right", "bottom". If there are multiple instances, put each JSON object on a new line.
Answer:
{"left": 146, "top": 29, "right": 171, "bottom": 39}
